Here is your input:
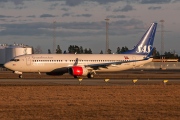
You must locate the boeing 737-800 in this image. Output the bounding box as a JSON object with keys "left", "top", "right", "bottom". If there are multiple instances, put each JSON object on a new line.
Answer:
{"left": 4, "top": 23, "right": 157, "bottom": 78}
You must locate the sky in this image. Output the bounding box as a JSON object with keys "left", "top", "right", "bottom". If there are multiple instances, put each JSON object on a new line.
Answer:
{"left": 0, "top": 0, "right": 180, "bottom": 54}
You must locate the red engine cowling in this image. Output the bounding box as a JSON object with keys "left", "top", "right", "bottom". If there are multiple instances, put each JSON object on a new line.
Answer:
{"left": 69, "top": 66, "right": 88, "bottom": 76}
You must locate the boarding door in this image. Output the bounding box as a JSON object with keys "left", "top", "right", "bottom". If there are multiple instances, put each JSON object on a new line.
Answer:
{"left": 26, "top": 57, "right": 31, "bottom": 66}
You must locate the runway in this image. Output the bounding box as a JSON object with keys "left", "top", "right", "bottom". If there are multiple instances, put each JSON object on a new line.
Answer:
{"left": 0, "top": 69, "right": 180, "bottom": 86}
{"left": 1, "top": 69, "right": 180, "bottom": 79}
{"left": 0, "top": 78, "right": 180, "bottom": 86}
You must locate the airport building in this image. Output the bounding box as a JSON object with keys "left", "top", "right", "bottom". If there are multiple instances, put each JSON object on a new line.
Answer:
{"left": 0, "top": 44, "right": 32, "bottom": 65}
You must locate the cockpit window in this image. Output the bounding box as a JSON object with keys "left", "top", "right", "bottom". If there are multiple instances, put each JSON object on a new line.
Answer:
{"left": 10, "top": 59, "right": 20, "bottom": 62}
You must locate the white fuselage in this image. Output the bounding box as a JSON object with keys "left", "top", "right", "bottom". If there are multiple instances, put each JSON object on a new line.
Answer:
{"left": 5, "top": 54, "right": 152, "bottom": 73}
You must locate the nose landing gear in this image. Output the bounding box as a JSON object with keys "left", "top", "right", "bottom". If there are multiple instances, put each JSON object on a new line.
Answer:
{"left": 13, "top": 71, "right": 23, "bottom": 79}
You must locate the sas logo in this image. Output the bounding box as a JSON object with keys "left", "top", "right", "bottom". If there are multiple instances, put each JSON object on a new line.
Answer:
{"left": 136, "top": 45, "right": 152, "bottom": 53}
{"left": 124, "top": 56, "right": 129, "bottom": 59}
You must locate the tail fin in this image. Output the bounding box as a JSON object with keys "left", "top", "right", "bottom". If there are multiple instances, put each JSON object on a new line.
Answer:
{"left": 123, "top": 22, "right": 157, "bottom": 55}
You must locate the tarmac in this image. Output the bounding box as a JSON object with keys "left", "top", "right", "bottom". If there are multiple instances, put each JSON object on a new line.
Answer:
{"left": 1, "top": 69, "right": 180, "bottom": 79}
{"left": 0, "top": 78, "right": 179, "bottom": 86}
{"left": 0, "top": 69, "right": 180, "bottom": 86}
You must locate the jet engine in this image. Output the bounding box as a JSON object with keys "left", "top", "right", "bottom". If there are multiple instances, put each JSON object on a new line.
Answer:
{"left": 68, "top": 66, "right": 88, "bottom": 76}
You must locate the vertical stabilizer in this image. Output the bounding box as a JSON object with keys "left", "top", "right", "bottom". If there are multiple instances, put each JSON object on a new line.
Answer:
{"left": 123, "top": 22, "right": 157, "bottom": 54}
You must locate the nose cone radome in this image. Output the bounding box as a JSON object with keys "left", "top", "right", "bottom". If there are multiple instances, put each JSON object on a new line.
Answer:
{"left": 4, "top": 62, "right": 11, "bottom": 69}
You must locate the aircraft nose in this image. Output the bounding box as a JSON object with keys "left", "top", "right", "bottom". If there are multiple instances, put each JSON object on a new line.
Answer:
{"left": 4, "top": 62, "right": 11, "bottom": 69}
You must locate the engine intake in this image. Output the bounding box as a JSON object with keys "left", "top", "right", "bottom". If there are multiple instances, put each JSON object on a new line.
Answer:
{"left": 69, "top": 66, "right": 88, "bottom": 76}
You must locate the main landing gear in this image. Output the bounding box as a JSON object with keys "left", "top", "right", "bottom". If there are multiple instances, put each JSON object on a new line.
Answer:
{"left": 87, "top": 73, "right": 94, "bottom": 78}
{"left": 19, "top": 74, "right": 23, "bottom": 78}
{"left": 73, "top": 73, "right": 94, "bottom": 79}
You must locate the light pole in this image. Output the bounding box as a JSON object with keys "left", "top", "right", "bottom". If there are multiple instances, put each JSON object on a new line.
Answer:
{"left": 160, "top": 20, "right": 164, "bottom": 58}
{"left": 105, "top": 18, "right": 110, "bottom": 54}
{"left": 53, "top": 21, "right": 56, "bottom": 54}
{"left": 160, "top": 20, "right": 165, "bottom": 69}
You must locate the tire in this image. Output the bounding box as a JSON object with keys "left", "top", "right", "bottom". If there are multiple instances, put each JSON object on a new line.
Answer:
{"left": 87, "top": 73, "right": 94, "bottom": 78}
{"left": 19, "top": 75, "right": 23, "bottom": 78}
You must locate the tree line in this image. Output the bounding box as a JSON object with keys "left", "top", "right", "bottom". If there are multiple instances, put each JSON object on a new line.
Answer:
{"left": 33, "top": 45, "right": 179, "bottom": 59}
{"left": 46, "top": 45, "right": 93, "bottom": 54}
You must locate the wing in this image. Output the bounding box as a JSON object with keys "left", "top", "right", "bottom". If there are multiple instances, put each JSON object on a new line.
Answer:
{"left": 85, "top": 59, "right": 146, "bottom": 70}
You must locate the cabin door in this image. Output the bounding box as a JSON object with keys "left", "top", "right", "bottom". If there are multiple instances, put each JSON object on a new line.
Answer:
{"left": 26, "top": 57, "right": 31, "bottom": 66}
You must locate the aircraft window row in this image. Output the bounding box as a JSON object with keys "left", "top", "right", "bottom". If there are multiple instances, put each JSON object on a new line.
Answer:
{"left": 69, "top": 60, "right": 121, "bottom": 62}
{"left": 10, "top": 59, "right": 20, "bottom": 62}
{"left": 32, "top": 59, "right": 130, "bottom": 62}
{"left": 69, "top": 60, "right": 130, "bottom": 62}
{"left": 33, "top": 60, "right": 63, "bottom": 62}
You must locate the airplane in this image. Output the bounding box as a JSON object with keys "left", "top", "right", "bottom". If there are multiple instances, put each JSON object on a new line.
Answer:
{"left": 4, "top": 22, "right": 157, "bottom": 79}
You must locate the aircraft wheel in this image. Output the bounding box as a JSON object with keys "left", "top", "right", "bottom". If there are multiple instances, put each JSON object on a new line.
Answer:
{"left": 87, "top": 73, "right": 94, "bottom": 78}
{"left": 19, "top": 75, "right": 23, "bottom": 78}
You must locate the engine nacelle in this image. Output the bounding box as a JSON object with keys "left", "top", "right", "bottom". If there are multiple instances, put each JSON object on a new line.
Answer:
{"left": 69, "top": 66, "right": 88, "bottom": 76}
